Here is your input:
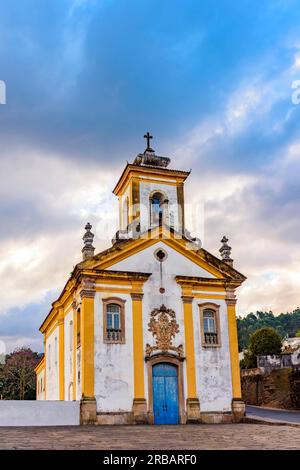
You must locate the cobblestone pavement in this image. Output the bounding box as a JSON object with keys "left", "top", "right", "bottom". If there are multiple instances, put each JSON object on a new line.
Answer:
{"left": 0, "top": 424, "right": 300, "bottom": 450}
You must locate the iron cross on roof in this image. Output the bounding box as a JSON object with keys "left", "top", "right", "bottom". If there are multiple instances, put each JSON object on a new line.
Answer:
{"left": 144, "top": 131, "right": 154, "bottom": 152}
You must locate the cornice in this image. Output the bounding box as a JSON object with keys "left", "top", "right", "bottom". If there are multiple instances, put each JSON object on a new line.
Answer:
{"left": 113, "top": 163, "right": 190, "bottom": 196}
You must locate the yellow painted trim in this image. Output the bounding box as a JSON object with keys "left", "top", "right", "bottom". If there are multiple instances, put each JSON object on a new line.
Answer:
{"left": 34, "top": 356, "right": 45, "bottom": 374}
{"left": 182, "top": 300, "right": 197, "bottom": 398}
{"left": 134, "top": 177, "right": 179, "bottom": 186}
{"left": 227, "top": 303, "right": 242, "bottom": 398}
{"left": 193, "top": 293, "right": 226, "bottom": 300}
{"left": 81, "top": 295, "right": 95, "bottom": 398}
{"left": 44, "top": 321, "right": 59, "bottom": 340}
{"left": 131, "top": 295, "right": 145, "bottom": 399}
{"left": 58, "top": 311, "right": 65, "bottom": 400}
{"left": 72, "top": 308, "right": 77, "bottom": 401}
{"left": 96, "top": 287, "right": 132, "bottom": 294}
{"left": 44, "top": 337, "right": 46, "bottom": 399}
{"left": 190, "top": 285, "right": 225, "bottom": 292}
{"left": 113, "top": 164, "right": 189, "bottom": 196}
{"left": 95, "top": 278, "right": 137, "bottom": 286}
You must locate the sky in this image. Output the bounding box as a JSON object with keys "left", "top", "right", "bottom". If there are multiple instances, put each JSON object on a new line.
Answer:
{"left": 0, "top": 0, "right": 300, "bottom": 353}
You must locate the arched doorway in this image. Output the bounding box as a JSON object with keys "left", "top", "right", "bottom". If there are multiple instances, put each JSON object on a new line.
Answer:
{"left": 147, "top": 354, "right": 185, "bottom": 424}
{"left": 152, "top": 362, "right": 179, "bottom": 425}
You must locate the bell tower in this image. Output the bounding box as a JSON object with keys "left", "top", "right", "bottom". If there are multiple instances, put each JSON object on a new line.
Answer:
{"left": 112, "top": 134, "right": 190, "bottom": 242}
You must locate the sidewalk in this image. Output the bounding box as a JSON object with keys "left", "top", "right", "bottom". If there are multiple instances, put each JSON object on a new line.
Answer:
{"left": 245, "top": 405, "right": 300, "bottom": 427}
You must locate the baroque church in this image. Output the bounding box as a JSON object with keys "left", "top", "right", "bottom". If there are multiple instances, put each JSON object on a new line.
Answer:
{"left": 35, "top": 135, "right": 246, "bottom": 425}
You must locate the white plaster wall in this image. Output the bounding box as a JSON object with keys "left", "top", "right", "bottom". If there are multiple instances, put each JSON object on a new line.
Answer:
{"left": 45, "top": 328, "right": 59, "bottom": 400}
{"left": 64, "top": 309, "right": 74, "bottom": 400}
{"left": 193, "top": 299, "right": 233, "bottom": 412}
{"left": 139, "top": 181, "right": 179, "bottom": 232}
{"left": 0, "top": 401, "right": 80, "bottom": 426}
{"left": 111, "top": 241, "right": 215, "bottom": 278}
{"left": 94, "top": 292, "right": 134, "bottom": 412}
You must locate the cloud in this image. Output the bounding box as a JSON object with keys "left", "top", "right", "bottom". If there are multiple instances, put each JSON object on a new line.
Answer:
{"left": 1, "top": 0, "right": 300, "bottom": 351}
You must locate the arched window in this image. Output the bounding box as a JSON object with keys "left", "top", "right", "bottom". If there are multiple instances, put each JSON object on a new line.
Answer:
{"left": 103, "top": 298, "right": 126, "bottom": 344}
{"left": 199, "top": 303, "right": 221, "bottom": 347}
{"left": 150, "top": 192, "right": 167, "bottom": 226}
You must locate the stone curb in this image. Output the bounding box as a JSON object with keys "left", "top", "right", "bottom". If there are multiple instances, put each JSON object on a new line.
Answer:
{"left": 244, "top": 415, "right": 300, "bottom": 428}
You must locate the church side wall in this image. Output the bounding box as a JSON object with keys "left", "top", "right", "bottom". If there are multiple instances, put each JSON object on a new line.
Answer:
{"left": 193, "top": 299, "right": 232, "bottom": 412}
{"left": 94, "top": 291, "right": 134, "bottom": 413}
{"left": 45, "top": 327, "right": 59, "bottom": 400}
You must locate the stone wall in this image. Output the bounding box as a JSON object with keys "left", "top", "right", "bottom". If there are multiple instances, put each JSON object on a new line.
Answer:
{"left": 0, "top": 401, "right": 80, "bottom": 426}
{"left": 241, "top": 367, "right": 300, "bottom": 409}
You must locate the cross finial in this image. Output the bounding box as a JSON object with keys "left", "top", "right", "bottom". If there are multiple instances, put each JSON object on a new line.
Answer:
{"left": 143, "top": 132, "right": 154, "bottom": 153}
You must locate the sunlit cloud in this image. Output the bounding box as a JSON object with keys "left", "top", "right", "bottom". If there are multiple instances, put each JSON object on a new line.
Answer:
{"left": 0, "top": 0, "right": 300, "bottom": 351}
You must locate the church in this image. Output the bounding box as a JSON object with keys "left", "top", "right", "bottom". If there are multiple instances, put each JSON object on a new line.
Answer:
{"left": 35, "top": 134, "right": 246, "bottom": 425}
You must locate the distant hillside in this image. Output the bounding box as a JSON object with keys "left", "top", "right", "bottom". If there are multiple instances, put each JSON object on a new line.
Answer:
{"left": 237, "top": 308, "right": 300, "bottom": 351}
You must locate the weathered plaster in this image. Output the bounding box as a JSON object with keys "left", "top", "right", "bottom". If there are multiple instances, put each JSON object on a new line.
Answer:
{"left": 193, "top": 299, "right": 232, "bottom": 412}
{"left": 94, "top": 292, "right": 134, "bottom": 412}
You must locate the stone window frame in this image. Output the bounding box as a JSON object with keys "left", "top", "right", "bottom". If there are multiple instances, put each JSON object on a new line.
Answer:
{"left": 102, "top": 297, "right": 126, "bottom": 344}
{"left": 198, "top": 302, "right": 221, "bottom": 348}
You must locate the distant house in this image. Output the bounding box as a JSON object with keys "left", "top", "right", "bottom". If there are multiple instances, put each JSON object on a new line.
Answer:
{"left": 257, "top": 337, "right": 300, "bottom": 372}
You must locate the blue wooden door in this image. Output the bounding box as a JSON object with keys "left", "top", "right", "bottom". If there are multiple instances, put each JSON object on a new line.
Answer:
{"left": 152, "top": 363, "right": 179, "bottom": 425}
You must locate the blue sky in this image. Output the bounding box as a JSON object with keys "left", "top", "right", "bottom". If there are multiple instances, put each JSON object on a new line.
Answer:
{"left": 0, "top": 0, "right": 300, "bottom": 353}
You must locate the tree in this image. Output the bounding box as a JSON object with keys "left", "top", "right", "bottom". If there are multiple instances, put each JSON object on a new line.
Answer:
{"left": 296, "top": 330, "right": 300, "bottom": 338}
{"left": 237, "top": 308, "right": 300, "bottom": 351}
{"left": 249, "top": 327, "right": 282, "bottom": 356}
{"left": 240, "top": 351, "right": 257, "bottom": 369}
{"left": 0, "top": 348, "right": 41, "bottom": 400}
{"left": 240, "top": 327, "right": 282, "bottom": 370}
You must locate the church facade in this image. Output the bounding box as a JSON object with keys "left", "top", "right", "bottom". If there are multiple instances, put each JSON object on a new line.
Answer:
{"left": 35, "top": 137, "right": 246, "bottom": 425}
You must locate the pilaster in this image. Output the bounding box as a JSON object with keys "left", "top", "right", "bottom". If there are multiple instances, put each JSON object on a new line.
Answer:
{"left": 58, "top": 309, "right": 65, "bottom": 401}
{"left": 181, "top": 294, "right": 200, "bottom": 422}
{"left": 79, "top": 277, "right": 96, "bottom": 424}
{"left": 226, "top": 288, "right": 245, "bottom": 422}
{"left": 131, "top": 292, "right": 148, "bottom": 424}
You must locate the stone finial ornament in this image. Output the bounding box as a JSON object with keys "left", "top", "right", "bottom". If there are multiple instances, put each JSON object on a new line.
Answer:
{"left": 82, "top": 222, "right": 95, "bottom": 261}
{"left": 219, "top": 235, "right": 233, "bottom": 266}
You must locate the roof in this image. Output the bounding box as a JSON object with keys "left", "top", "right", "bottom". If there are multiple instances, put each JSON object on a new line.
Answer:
{"left": 113, "top": 163, "right": 190, "bottom": 195}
